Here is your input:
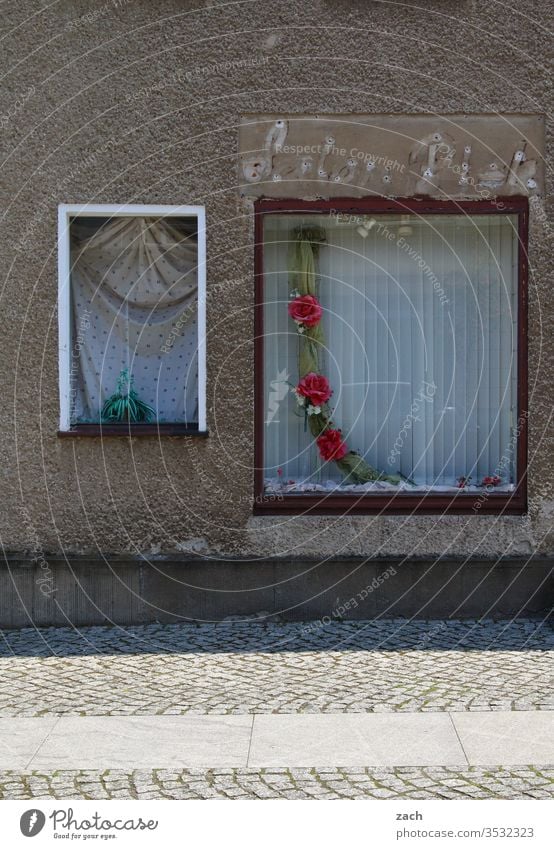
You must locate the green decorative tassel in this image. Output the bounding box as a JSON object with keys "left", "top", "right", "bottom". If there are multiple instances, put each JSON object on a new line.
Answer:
{"left": 101, "top": 368, "right": 156, "bottom": 424}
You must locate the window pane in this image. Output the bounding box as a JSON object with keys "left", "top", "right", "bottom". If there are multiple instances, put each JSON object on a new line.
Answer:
{"left": 69, "top": 216, "right": 199, "bottom": 425}
{"left": 263, "top": 213, "right": 518, "bottom": 493}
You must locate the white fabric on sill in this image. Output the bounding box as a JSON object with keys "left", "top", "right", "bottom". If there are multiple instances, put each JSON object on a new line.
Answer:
{"left": 264, "top": 478, "right": 515, "bottom": 494}
{"left": 70, "top": 217, "right": 198, "bottom": 424}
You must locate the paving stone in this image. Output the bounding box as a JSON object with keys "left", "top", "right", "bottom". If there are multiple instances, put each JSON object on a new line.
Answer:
{"left": 0, "top": 620, "right": 551, "bottom": 716}
{"left": 0, "top": 621, "right": 551, "bottom": 799}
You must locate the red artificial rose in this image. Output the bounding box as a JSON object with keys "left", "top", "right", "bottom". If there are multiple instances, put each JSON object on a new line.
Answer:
{"left": 288, "top": 294, "right": 323, "bottom": 328}
{"left": 297, "top": 373, "right": 332, "bottom": 406}
{"left": 317, "top": 428, "right": 348, "bottom": 462}
{"left": 482, "top": 475, "right": 501, "bottom": 487}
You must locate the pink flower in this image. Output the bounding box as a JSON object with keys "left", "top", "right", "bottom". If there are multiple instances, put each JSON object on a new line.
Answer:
{"left": 317, "top": 428, "right": 348, "bottom": 462}
{"left": 297, "top": 373, "right": 332, "bottom": 407}
{"left": 288, "top": 294, "right": 323, "bottom": 328}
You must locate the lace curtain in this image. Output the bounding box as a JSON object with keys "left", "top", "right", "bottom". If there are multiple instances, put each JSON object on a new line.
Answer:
{"left": 70, "top": 216, "right": 198, "bottom": 424}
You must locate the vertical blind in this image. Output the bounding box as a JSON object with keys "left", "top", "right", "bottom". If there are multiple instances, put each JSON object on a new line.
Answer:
{"left": 263, "top": 213, "right": 518, "bottom": 490}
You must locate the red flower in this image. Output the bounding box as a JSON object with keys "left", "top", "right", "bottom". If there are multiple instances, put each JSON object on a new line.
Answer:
{"left": 297, "top": 373, "right": 332, "bottom": 406}
{"left": 288, "top": 294, "right": 323, "bottom": 328}
{"left": 482, "top": 475, "right": 501, "bottom": 487}
{"left": 317, "top": 428, "right": 348, "bottom": 461}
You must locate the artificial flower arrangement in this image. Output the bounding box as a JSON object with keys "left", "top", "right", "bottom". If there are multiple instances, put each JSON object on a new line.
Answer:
{"left": 101, "top": 368, "right": 156, "bottom": 423}
{"left": 292, "top": 371, "right": 349, "bottom": 460}
{"left": 287, "top": 228, "right": 401, "bottom": 485}
{"left": 457, "top": 474, "right": 502, "bottom": 489}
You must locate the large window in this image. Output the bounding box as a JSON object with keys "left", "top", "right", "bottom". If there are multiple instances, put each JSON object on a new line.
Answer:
{"left": 58, "top": 204, "right": 206, "bottom": 435}
{"left": 255, "top": 199, "right": 527, "bottom": 513}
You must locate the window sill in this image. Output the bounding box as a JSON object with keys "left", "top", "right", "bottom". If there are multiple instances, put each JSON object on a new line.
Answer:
{"left": 253, "top": 490, "right": 526, "bottom": 515}
{"left": 58, "top": 424, "right": 208, "bottom": 438}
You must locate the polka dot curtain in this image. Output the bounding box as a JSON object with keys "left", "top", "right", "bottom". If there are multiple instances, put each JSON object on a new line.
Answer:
{"left": 70, "top": 216, "right": 198, "bottom": 424}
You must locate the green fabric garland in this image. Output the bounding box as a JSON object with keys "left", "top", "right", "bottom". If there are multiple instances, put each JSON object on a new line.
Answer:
{"left": 290, "top": 227, "right": 401, "bottom": 485}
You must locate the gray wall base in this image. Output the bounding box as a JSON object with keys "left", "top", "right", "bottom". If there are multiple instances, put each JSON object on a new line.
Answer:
{"left": 1, "top": 555, "right": 552, "bottom": 628}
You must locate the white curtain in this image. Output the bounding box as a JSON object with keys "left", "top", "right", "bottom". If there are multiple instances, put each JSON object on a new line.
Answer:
{"left": 264, "top": 214, "right": 518, "bottom": 489}
{"left": 70, "top": 217, "right": 198, "bottom": 424}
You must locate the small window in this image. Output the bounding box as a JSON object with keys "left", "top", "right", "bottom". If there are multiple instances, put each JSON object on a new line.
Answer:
{"left": 255, "top": 198, "right": 528, "bottom": 513}
{"left": 58, "top": 204, "right": 206, "bottom": 434}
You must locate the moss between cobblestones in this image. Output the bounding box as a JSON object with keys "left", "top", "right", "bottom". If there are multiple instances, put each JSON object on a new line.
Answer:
{"left": 1, "top": 621, "right": 551, "bottom": 717}
{"left": 0, "top": 768, "right": 553, "bottom": 799}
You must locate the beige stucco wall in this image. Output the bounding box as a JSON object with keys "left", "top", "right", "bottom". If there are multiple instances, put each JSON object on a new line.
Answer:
{"left": 0, "top": 0, "right": 552, "bottom": 559}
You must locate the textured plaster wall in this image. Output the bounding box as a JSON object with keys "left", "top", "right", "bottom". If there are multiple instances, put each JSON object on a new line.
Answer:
{"left": 0, "top": 0, "right": 552, "bottom": 559}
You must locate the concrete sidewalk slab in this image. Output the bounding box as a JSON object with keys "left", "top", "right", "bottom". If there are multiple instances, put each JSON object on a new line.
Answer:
{"left": 248, "top": 713, "right": 466, "bottom": 767}
{"left": 452, "top": 712, "right": 554, "bottom": 765}
{"left": 0, "top": 711, "right": 552, "bottom": 770}
{"left": 29, "top": 715, "right": 253, "bottom": 770}
{"left": 0, "top": 717, "right": 59, "bottom": 770}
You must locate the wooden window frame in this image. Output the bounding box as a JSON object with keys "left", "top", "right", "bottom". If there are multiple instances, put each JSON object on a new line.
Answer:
{"left": 253, "top": 196, "right": 528, "bottom": 515}
{"left": 57, "top": 203, "right": 208, "bottom": 437}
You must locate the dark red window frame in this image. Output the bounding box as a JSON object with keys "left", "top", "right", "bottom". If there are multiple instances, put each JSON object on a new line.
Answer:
{"left": 254, "top": 196, "right": 528, "bottom": 516}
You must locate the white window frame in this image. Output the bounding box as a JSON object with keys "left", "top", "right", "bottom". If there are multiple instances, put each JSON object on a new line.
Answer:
{"left": 57, "top": 203, "right": 207, "bottom": 432}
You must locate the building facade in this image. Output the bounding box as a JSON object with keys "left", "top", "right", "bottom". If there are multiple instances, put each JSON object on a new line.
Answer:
{"left": 1, "top": 0, "right": 552, "bottom": 624}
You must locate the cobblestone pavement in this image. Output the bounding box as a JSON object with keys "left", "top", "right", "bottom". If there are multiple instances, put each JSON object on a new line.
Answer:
{"left": 1, "top": 621, "right": 552, "bottom": 800}
{"left": 0, "top": 767, "right": 552, "bottom": 800}
{"left": 0, "top": 620, "right": 552, "bottom": 716}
